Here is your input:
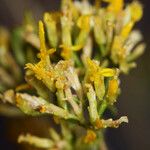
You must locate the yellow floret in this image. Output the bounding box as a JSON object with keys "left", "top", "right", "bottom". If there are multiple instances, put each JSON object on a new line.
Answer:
{"left": 77, "top": 15, "right": 91, "bottom": 31}
{"left": 60, "top": 45, "right": 82, "bottom": 60}
{"left": 121, "top": 21, "right": 134, "bottom": 39}
{"left": 87, "top": 58, "right": 116, "bottom": 78}
{"left": 108, "top": 79, "right": 118, "bottom": 95}
{"left": 103, "top": 0, "right": 124, "bottom": 14}
{"left": 130, "top": 1, "right": 143, "bottom": 22}
{"left": 100, "top": 68, "right": 116, "bottom": 77}
{"left": 39, "top": 21, "right": 46, "bottom": 52}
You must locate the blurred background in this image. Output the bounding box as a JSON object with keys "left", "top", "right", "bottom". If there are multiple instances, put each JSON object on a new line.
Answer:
{"left": 0, "top": 0, "right": 149, "bottom": 150}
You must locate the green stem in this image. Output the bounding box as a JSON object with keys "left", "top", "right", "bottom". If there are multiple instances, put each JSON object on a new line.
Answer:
{"left": 16, "top": 93, "right": 78, "bottom": 120}
{"left": 65, "top": 88, "right": 84, "bottom": 123}
{"left": 72, "top": 52, "right": 83, "bottom": 67}
{"left": 99, "top": 100, "right": 107, "bottom": 118}
{"left": 56, "top": 89, "right": 67, "bottom": 110}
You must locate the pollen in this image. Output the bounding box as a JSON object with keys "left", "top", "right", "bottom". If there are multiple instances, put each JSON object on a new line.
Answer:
{"left": 84, "top": 130, "right": 96, "bottom": 144}
{"left": 95, "top": 119, "right": 103, "bottom": 129}
{"left": 39, "top": 105, "right": 46, "bottom": 113}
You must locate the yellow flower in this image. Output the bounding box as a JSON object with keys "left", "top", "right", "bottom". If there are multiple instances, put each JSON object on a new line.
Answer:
{"left": 60, "top": 47, "right": 72, "bottom": 60}
{"left": 86, "top": 58, "right": 117, "bottom": 101}
{"left": 87, "top": 58, "right": 116, "bottom": 79}
{"left": 37, "top": 48, "right": 56, "bottom": 61}
{"left": 103, "top": 0, "right": 124, "bottom": 14}
{"left": 25, "top": 62, "right": 56, "bottom": 92}
{"left": 39, "top": 21, "right": 46, "bottom": 52}
{"left": 44, "top": 12, "right": 58, "bottom": 47}
{"left": 106, "top": 78, "right": 119, "bottom": 104}
{"left": 100, "top": 68, "right": 116, "bottom": 77}
{"left": 38, "top": 21, "right": 56, "bottom": 68}
{"left": 55, "top": 76, "right": 66, "bottom": 90}
{"left": 112, "top": 36, "right": 123, "bottom": 51}
{"left": 77, "top": 15, "right": 91, "bottom": 32}
{"left": 130, "top": 1, "right": 143, "bottom": 22}
{"left": 60, "top": 45, "right": 82, "bottom": 60}
{"left": 87, "top": 58, "right": 99, "bottom": 75}
{"left": 121, "top": 21, "right": 134, "bottom": 39}
{"left": 121, "top": 1, "right": 143, "bottom": 39}
{"left": 111, "top": 36, "right": 125, "bottom": 63}
{"left": 38, "top": 20, "right": 51, "bottom": 68}
{"left": 25, "top": 63, "right": 51, "bottom": 81}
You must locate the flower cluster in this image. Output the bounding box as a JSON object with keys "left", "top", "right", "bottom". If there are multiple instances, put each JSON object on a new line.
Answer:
{"left": 0, "top": 0, "right": 145, "bottom": 150}
{"left": 21, "top": 0, "right": 145, "bottom": 73}
{"left": 15, "top": 21, "right": 126, "bottom": 127}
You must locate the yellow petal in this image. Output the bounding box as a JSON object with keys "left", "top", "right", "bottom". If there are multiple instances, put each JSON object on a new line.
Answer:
{"left": 130, "top": 1, "right": 143, "bottom": 22}
{"left": 100, "top": 68, "right": 116, "bottom": 77}
{"left": 47, "top": 48, "right": 56, "bottom": 55}
{"left": 39, "top": 21, "right": 46, "bottom": 51}
{"left": 77, "top": 15, "right": 91, "bottom": 31}
{"left": 70, "top": 45, "right": 83, "bottom": 51}
{"left": 104, "top": 0, "right": 124, "bottom": 14}
{"left": 121, "top": 21, "right": 134, "bottom": 39}
{"left": 107, "top": 79, "right": 119, "bottom": 98}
